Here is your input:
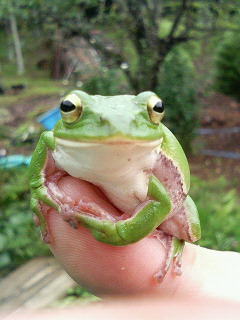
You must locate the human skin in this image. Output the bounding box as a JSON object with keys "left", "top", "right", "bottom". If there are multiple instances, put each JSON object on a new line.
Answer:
{"left": 42, "top": 175, "right": 240, "bottom": 301}
{"left": 2, "top": 297, "right": 240, "bottom": 320}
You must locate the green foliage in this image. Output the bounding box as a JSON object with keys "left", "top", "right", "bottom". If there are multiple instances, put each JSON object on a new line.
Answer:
{"left": 0, "top": 167, "right": 50, "bottom": 271}
{"left": 157, "top": 47, "right": 199, "bottom": 153}
{"left": 53, "top": 286, "right": 100, "bottom": 307}
{"left": 1, "top": 0, "right": 240, "bottom": 92}
{"left": 82, "top": 69, "right": 128, "bottom": 95}
{"left": 214, "top": 32, "right": 240, "bottom": 101}
{"left": 191, "top": 176, "right": 240, "bottom": 252}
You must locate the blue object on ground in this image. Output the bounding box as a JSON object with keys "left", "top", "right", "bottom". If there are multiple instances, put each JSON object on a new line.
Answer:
{"left": 0, "top": 155, "right": 32, "bottom": 168}
{"left": 38, "top": 107, "right": 61, "bottom": 130}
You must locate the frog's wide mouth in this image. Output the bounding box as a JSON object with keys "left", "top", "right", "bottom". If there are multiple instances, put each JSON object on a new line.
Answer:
{"left": 55, "top": 137, "right": 163, "bottom": 147}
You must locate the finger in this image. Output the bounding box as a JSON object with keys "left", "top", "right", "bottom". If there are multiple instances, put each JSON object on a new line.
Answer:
{"left": 44, "top": 176, "right": 240, "bottom": 300}
{"left": 3, "top": 296, "right": 239, "bottom": 320}
{"left": 45, "top": 175, "right": 177, "bottom": 295}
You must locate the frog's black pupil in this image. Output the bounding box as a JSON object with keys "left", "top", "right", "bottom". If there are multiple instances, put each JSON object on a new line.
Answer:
{"left": 153, "top": 101, "right": 164, "bottom": 113}
{"left": 60, "top": 100, "right": 76, "bottom": 112}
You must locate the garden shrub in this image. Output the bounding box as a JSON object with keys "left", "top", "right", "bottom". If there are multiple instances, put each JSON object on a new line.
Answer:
{"left": 157, "top": 47, "right": 199, "bottom": 153}
{"left": 82, "top": 68, "right": 127, "bottom": 95}
{"left": 214, "top": 32, "right": 240, "bottom": 101}
{"left": 0, "top": 167, "right": 50, "bottom": 273}
{"left": 191, "top": 176, "right": 240, "bottom": 252}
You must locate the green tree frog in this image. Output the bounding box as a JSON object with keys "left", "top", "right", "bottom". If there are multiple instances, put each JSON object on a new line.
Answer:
{"left": 29, "top": 90, "right": 201, "bottom": 281}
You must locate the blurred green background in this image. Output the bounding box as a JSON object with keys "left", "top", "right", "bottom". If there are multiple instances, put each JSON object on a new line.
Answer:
{"left": 0, "top": 0, "right": 239, "bottom": 303}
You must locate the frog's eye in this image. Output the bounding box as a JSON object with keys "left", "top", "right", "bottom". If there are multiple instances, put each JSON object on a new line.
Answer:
{"left": 147, "top": 95, "right": 165, "bottom": 125}
{"left": 60, "top": 93, "right": 83, "bottom": 124}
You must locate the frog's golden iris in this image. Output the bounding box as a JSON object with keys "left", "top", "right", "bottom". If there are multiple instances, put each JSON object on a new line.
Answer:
{"left": 147, "top": 95, "right": 165, "bottom": 125}
{"left": 60, "top": 93, "right": 82, "bottom": 124}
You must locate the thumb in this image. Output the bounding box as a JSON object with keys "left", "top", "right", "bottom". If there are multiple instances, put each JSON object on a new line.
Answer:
{"left": 45, "top": 176, "right": 180, "bottom": 295}
{"left": 44, "top": 176, "right": 240, "bottom": 301}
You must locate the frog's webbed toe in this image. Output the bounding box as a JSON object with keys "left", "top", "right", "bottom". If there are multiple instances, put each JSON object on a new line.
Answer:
{"left": 153, "top": 232, "right": 185, "bottom": 282}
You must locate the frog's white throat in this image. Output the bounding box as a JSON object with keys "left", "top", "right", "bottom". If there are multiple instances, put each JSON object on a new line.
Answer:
{"left": 52, "top": 138, "right": 162, "bottom": 213}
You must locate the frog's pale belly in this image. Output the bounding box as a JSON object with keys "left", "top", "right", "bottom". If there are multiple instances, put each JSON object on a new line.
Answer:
{"left": 52, "top": 138, "right": 162, "bottom": 213}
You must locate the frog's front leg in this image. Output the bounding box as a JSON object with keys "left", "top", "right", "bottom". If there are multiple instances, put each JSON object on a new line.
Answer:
{"left": 29, "top": 131, "right": 59, "bottom": 236}
{"left": 75, "top": 175, "right": 172, "bottom": 246}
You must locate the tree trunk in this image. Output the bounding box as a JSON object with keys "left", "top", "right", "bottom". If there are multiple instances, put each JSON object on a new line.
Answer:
{"left": 149, "top": 55, "right": 167, "bottom": 91}
{"left": 51, "top": 29, "right": 66, "bottom": 79}
{"left": 130, "top": 58, "right": 165, "bottom": 93}
{"left": 131, "top": 42, "right": 172, "bottom": 93}
{"left": 9, "top": 12, "right": 25, "bottom": 74}
{"left": 5, "top": 21, "right": 15, "bottom": 62}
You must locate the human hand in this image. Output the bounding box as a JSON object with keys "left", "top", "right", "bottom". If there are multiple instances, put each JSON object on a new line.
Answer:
{"left": 43, "top": 175, "right": 240, "bottom": 301}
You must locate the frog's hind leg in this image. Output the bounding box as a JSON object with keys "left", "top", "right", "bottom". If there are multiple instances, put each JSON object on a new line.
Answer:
{"left": 153, "top": 195, "right": 201, "bottom": 282}
{"left": 159, "top": 195, "right": 201, "bottom": 243}
{"left": 153, "top": 232, "right": 184, "bottom": 282}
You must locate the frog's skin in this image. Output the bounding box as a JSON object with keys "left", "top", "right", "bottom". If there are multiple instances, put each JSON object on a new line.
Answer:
{"left": 29, "top": 90, "right": 201, "bottom": 281}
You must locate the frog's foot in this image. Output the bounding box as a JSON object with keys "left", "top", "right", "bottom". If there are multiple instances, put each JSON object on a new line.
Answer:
{"left": 153, "top": 231, "right": 185, "bottom": 282}
{"left": 33, "top": 203, "right": 55, "bottom": 244}
{"left": 47, "top": 171, "right": 75, "bottom": 208}
{"left": 77, "top": 200, "right": 120, "bottom": 222}
{"left": 46, "top": 172, "right": 122, "bottom": 228}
